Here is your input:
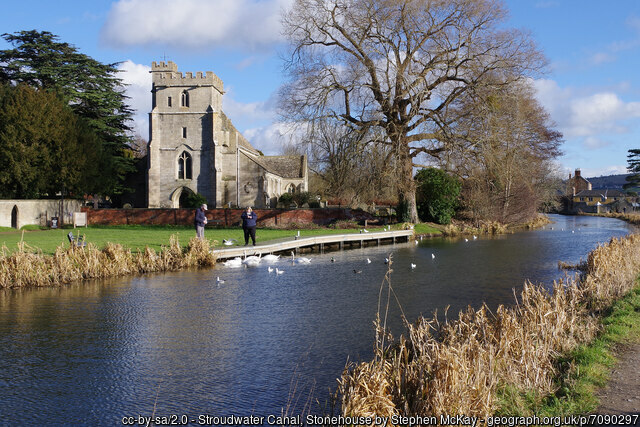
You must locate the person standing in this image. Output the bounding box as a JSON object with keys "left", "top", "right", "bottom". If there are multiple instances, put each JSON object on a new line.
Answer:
{"left": 194, "top": 204, "right": 208, "bottom": 239}
{"left": 241, "top": 206, "right": 258, "bottom": 246}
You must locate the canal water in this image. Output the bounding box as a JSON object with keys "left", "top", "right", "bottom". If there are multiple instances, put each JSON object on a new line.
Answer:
{"left": 0, "top": 215, "right": 634, "bottom": 425}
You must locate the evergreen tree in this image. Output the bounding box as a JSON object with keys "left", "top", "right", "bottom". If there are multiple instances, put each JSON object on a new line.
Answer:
{"left": 624, "top": 149, "right": 640, "bottom": 191}
{"left": 415, "top": 168, "right": 462, "bottom": 225}
{"left": 0, "top": 83, "right": 109, "bottom": 198}
{"left": 0, "top": 30, "right": 135, "bottom": 195}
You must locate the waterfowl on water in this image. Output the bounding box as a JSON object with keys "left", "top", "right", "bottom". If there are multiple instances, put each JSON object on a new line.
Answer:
{"left": 223, "top": 257, "right": 243, "bottom": 267}
{"left": 410, "top": 263, "right": 416, "bottom": 269}
{"left": 432, "top": 253, "right": 435, "bottom": 259}
{"left": 262, "top": 254, "right": 280, "bottom": 262}
{"left": 267, "top": 266, "right": 274, "bottom": 273}
{"left": 366, "top": 258, "right": 371, "bottom": 264}
{"left": 275, "top": 268, "right": 284, "bottom": 275}
{"left": 353, "top": 269, "right": 362, "bottom": 274}
{"left": 216, "top": 277, "right": 225, "bottom": 284}
{"left": 291, "top": 251, "right": 311, "bottom": 264}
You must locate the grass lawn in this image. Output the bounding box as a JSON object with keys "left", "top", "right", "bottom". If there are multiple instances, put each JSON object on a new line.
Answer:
{"left": 0, "top": 224, "right": 411, "bottom": 255}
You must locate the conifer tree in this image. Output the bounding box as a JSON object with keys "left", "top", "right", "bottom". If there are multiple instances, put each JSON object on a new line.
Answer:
{"left": 0, "top": 30, "right": 135, "bottom": 195}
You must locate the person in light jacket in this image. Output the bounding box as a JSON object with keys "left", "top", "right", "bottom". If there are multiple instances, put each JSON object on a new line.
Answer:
{"left": 194, "top": 204, "right": 208, "bottom": 239}
{"left": 241, "top": 206, "right": 258, "bottom": 246}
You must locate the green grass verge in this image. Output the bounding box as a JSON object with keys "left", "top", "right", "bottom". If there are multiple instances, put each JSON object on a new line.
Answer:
{"left": 496, "top": 284, "right": 640, "bottom": 416}
{"left": 414, "top": 223, "right": 442, "bottom": 235}
{"left": 0, "top": 225, "right": 376, "bottom": 255}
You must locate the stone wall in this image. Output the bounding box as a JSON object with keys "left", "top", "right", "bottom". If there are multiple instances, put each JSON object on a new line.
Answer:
{"left": 82, "top": 207, "right": 375, "bottom": 227}
{"left": 0, "top": 200, "right": 83, "bottom": 229}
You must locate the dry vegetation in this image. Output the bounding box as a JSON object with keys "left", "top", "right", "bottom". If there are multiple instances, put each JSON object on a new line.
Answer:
{"left": 339, "top": 233, "right": 640, "bottom": 420}
{"left": 0, "top": 235, "right": 216, "bottom": 289}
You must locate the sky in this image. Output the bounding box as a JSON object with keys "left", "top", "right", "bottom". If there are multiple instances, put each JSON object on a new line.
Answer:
{"left": 1, "top": 0, "right": 639, "bottom": 179}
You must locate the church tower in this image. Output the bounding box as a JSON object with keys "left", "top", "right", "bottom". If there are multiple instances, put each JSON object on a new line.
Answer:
{"left": 147, "top": 61, "right": 223, "bottom": 208}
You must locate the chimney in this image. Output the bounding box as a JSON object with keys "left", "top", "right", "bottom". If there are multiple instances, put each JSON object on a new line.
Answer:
{"left": 575, "top": 168, "right": 581, "bottom": 177}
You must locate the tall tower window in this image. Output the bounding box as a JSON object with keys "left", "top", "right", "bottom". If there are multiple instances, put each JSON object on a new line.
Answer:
{"left": 181, "top": 90, "right": 189, "bottom": 107}
{"left": 167, "top": 96, "right": 172, "bottom": 107}
{"left": 178, "top": 151, "right": 192, "bottom": 180}
{"left": 182, "top": 127, "right": 187, "bottom": 138}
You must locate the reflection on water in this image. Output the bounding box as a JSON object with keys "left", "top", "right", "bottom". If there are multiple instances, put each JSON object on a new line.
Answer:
{"left": 0, "top": 215, "right": 634, "bottom": 424}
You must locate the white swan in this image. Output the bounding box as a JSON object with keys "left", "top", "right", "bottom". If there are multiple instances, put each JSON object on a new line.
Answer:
{"left": 366, "top": 258, "right": 371, "bottom": 264}
{"left": 275, "top": 268, "right": 284, "bottom": 275}
{"left": 291, "top": 251, "right": 311, "bottom": 264}
{"left": 431, "top": 253, "right": 435, "bottom": 259}
{"left": 216, "top": 276, "right": 225, "bottom": 284}
{"left": 222, "top": 239, "right": 237, "bottom": 246}
{"left": 223, "top": 257, "right": 243, "bottom": 267}
{"left": 243, "top": 252, "right": 261, "bottom": 267}
{"left": 267, "top": 266, "right": 274, "bottom": 273}
{"left": 410, "top": 263, "right": 416, "bottom": 269}
{"left": 262, "top": 254, "right": 280, "bottom": 262}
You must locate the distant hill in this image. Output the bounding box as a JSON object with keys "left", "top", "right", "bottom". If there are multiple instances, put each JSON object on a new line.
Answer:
{"left": 586, "top": 173, "right": 631, "bottom": 190}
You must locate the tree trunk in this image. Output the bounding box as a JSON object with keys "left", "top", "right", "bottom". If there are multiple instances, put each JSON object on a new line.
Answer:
{"left": 398, "top": 144, "right": 419, "bottom": 223}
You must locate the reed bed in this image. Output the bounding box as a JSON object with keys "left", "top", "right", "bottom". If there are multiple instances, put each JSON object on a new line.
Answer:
{"left": 339, "top": 234, "right": 640, "bottom": 421}
{"left": 0, "top": 235, "right": 216, "bottom": 289}
{"left": 442, "top": 215, "right": 551, "bottom": 237}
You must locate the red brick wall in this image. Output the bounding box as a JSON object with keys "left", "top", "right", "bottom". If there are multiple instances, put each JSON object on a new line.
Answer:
{"left": 81, "top": 207, "right": 375, "bottom": 227}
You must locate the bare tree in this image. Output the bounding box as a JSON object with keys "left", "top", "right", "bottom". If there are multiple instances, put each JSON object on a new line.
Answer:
{"left": 280, "top": 0, "right": 544, "bottom": 222}
{"left": 445, "top": 80, "right": 562, "bottom": 224}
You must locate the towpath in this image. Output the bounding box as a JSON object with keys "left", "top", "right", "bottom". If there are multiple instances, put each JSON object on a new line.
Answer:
{"left": 596, "top": 342, "right": 640, "bottom": 425}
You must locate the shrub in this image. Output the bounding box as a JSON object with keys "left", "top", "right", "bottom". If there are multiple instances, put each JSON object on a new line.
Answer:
{"left": 415, "top": 167, "right": 461, "bottom": 224}
{"left": 183, "top": 192, "right": 207, "bottom": 209}
{"left": 292, "top": 191, "right": 311, "bottom": 207}
{"left": 278, "top": 192, "right": 293, "bottom": 206}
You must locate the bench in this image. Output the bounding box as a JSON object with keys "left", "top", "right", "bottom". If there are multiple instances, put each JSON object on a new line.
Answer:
{"left": 67, "top": 232, "right": 86, "bottom": 248}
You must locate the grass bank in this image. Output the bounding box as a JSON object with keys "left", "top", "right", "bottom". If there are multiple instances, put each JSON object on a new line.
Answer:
{"left": 498, "top": 285, "right": 640, "bottom": 417}
{"left": 338, "top": 233, "right": 640, "bottom": 419}
{"left": 0, "top": 225, "right": 376, "bottom": 255}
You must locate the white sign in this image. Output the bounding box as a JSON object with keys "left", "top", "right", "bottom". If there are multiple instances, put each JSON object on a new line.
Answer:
{"left": 73, "top": 212, "right": 87, "bottom": 228}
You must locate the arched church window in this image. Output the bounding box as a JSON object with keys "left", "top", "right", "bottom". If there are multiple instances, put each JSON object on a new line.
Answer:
{"left": 177, "top": 151, "right": 192, "bottom": 180}
{"left": 181, "top": 90, "right": 189, "bottom": 107}
{"left": 287, "top": 184, "right": 296, "bottom": 194}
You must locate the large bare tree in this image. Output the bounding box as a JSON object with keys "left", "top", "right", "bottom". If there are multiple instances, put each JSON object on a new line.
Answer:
{"left": 280, "top": 0, "right": 544, "bottom": 222}
{"left": 445, "top": 80, "right": 562, "bottom": 224}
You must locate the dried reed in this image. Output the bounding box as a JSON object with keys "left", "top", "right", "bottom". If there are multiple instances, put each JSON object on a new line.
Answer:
{"left": 339, "top": 234, "right": 640, "bottom": 420}
{"left": 0, "top": 235, "right": 216, "bottom": 289}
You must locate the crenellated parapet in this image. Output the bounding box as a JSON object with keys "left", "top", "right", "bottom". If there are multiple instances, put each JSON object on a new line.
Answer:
{"left": 151, "top": 61, "right": 224, "bottom": 92}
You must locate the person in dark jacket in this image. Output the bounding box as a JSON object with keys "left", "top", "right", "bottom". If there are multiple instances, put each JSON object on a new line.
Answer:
{"left": 194, "top": 204, "right": 208, "bottom": 239}
{"left": 241, "top": 206, "right": 258, "bottom": 246}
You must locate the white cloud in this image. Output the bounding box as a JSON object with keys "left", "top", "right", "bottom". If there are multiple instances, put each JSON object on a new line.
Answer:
{"left": 222, "top": 92, "right": 277, "bottom": 125}
{"left": 533, "top": 79, "right": 640, "bottom": 148}
{"left": 101, "top": 0, "right": 292, "bottom": 50}
{"left": 589, "top": 52, "right": 615, "bottom": 65}
{"left": 243, "top": 122, "right": 304, "bottom": 155}
{"left": 118, "top": 60, "right": 152, "bottom": 137}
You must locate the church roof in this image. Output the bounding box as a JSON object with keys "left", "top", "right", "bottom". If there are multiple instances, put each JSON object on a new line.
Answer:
{"left": 219, "top": 111, "right": 260, "bottom": 154}
{"left": 252, "top": 155, "right": 305, "bottom": 179}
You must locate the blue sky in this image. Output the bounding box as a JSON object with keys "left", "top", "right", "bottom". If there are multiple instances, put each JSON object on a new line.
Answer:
{"left": 1, "top": 0, "right": 639, "bottom": 178}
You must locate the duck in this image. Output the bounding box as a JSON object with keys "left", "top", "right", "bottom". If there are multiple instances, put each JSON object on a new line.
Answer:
{"left": 216, "top": 277, "right": 225, "bottom": 284}
{"left": 353, "top": 269, "right": 362, "bottom": 274}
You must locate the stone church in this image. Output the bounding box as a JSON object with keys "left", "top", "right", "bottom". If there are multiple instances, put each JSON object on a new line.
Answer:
{"left": 147, "top": 61, "right": 308, "bottom": 208}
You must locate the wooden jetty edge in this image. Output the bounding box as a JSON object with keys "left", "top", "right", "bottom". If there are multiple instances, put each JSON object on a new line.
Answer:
{"left": 212, "top": 230, "right": 415, "bottom": 261}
